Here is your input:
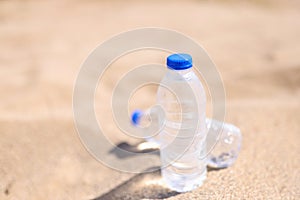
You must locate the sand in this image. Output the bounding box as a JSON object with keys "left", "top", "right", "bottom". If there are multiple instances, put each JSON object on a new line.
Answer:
{"left": 0, "top": 0, "right": 299, "bottom": 199}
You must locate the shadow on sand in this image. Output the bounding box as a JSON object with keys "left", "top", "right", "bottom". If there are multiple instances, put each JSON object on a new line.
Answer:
{"left": 92, "top": 142, "right": 223, "bottom": 200}
{"left": 92, "top": 168, "right": 179, "bottom": 200}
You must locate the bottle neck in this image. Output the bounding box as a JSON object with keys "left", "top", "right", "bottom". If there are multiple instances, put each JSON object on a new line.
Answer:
{"left": 167, "top": 67, "right": 193, "bottom": 75}
{"left": 167, "top": 67, "right": 194, "bottom": 80}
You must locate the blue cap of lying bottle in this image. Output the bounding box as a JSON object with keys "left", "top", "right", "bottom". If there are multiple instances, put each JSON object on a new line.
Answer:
{"left": 131, "top": 109, "right": 143, "bottom": 126}
{"left": 167, "top": 53, "right": 193, "bottom": 70}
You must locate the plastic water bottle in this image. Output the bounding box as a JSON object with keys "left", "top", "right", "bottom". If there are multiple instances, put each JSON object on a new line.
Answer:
{"left": 132, "top": 111, "right": 242, "bottom": 169}
{"left": 152, "top": 53, "right": 207, "bottom": 192}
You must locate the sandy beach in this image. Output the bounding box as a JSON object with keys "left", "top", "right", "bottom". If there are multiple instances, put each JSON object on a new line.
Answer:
{"left": 0, "top": 0, "right": 299, "bottom": 199}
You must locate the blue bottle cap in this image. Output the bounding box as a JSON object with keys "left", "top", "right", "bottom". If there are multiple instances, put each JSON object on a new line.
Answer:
{"left": 131, "top": 110, "right": 143, "bottom": 126}
{"left": 167, "top": 53, "right": 193, "bottom": 70}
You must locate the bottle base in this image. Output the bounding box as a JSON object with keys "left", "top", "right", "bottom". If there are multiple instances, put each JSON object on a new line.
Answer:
{"left": 162, "top": 168, "right": 207, "bottom": 193}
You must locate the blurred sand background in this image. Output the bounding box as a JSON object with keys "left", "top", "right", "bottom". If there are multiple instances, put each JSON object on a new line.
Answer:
{"left": 0, "top": 0, "right": 300, "bottom": 199}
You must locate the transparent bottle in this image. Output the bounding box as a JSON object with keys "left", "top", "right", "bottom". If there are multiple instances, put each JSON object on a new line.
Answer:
{"left": 156, "top": 53, "right": 207, "bottom": 192}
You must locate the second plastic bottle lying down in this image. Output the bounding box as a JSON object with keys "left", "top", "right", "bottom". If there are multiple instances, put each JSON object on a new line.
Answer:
{"left": 131, "top": 109, "right": 242, "bottom": 169}
{"left": 130, "top": 53, "right": 242, "bottom": 192}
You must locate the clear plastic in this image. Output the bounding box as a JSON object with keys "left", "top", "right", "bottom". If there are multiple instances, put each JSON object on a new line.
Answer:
{"left": 131, "top": 112, "right": 242, "bottom": 169}
{"left": 206, "top": 119, "right": 242, "bottom": 168}
{"left": 155, "top": 67, "right": 207, "bottom": 192}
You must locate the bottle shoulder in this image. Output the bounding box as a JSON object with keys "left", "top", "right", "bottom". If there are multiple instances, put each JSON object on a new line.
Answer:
{"left": 159, "top": 70, "right": 205, "bottom": 93}
{"left": 157, "top": 70, "right": 206, "bottom": 104}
